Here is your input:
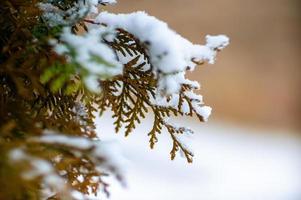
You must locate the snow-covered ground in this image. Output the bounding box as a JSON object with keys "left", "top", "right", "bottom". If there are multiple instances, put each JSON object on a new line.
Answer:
{"left": 95, "top": 112, "right": 301, "bottom": 200}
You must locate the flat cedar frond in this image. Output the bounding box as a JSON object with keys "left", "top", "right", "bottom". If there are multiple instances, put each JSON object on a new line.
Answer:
{"left": 109, "top": 29, "right": 151, "bottom": 64}
{"left": 35, "top": 93, "right": 97, "bottom": 137}
{"left": 24, "top": 141, "right": 103, "bottom": 196}
{"left": 99, "top": 28, "right": 207, "bottom": 163}
{"left": 1, "top": 1, "right": 229, "bottom": 198}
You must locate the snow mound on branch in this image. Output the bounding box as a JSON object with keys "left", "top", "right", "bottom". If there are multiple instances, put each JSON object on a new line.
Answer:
{"left": 30, "top": 131, "right": 127, "bottom": 178}
{"left": 95, "top": 11, "right": 229, "bottom": 95}
{"left": 96, "top": 11, "right": 229, "bottom": 73}
{"left": 206, "top": 35, "right": 230, "bottom": 50}
{"left": 9, "top": 149, "right": 66, "bottom": 194}
{"left": 38, "top": 0, "right": 117, "bottom": 26}
{"left": 51, "top": 27, "right": 123, "bottom": 93}
{"left": 99, "top": 0, "right": 117, "bottom": 5}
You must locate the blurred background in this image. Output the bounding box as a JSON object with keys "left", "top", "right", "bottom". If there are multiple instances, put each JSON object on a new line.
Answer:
{"left": 107, "top": 0, "right": 301, "bottom": 132}
{"left": 98, "top": 1, "right": 301, "bottom": 200}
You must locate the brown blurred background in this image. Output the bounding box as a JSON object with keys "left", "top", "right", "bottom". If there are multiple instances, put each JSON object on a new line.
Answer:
{"left": 108, "top": 0, "right": 301, "bottom": 132}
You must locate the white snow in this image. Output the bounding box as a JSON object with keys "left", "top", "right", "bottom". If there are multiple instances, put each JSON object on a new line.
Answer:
{"left": 184, "top": 91, "right": 203, "bottom": 102}
{"left": 181, "top": 100, "right": 191, "bottom": 115}
{"left": 31, "top": 131, "right": 94, "bottom": 150}
{"left": 91, "top": 11, "right": 228, "bottom": 122}
{"left": 38, "top": 0, "right": 113, "bottom": 26}
{"left": 95, "top": 11, "right": 229, "bottom": 95}
{"left": 96, "top": 11, "right": 228, "bottom": 73}
{"left": 92, "top": 141, "right": 128, "bottom": 181}
{"left": 41, "top": 5, "right": 228, "bottom": 121}
{"left": 95, "top": 112, "right": 301, "bottom": 200}
{"left": 9, "top": 149, "right": 66, "bottom": 195}
{"left": 40, "top": 0, "right": 229, "bottom": 122}
{"left": 52, "top": 27, "right": 123, "bottom": 93}
{"left": 100, "top": 0, "right": 117, "bottom": 5}
{"left": 192, "top": 104, "right": 212, "bottom": 122}
{"left": 30, "top": 131, "right": 127, "bottom": 180}
{"left": 206, "top": 35, "right": 230, "bottom": 50}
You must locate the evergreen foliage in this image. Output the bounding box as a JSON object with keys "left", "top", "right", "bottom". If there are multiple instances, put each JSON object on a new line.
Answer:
{"left": 0, "top": 0, "right": 228, "bottom": 199}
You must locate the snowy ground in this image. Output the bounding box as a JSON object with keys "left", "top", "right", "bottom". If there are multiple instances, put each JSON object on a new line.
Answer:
{"left": 95, "top": 112, "right": 301, "bottom": 200}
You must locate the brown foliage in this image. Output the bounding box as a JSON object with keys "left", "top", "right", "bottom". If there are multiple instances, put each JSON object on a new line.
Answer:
{"left": 0, "top": 1, "right": 207, "bottom": 199}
